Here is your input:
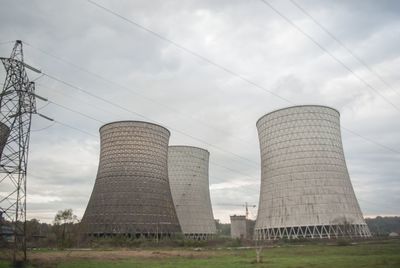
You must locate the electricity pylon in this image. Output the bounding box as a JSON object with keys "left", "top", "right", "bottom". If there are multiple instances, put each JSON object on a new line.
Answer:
{"left": 0, "top": 40, "right": 45, "bottom": 264}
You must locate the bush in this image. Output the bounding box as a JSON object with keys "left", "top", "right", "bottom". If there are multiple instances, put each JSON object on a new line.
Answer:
{"left": 336, "top": 239, "right": 351, "bottom": 246}
{"left": 225, "top": 238, "right": 242, "bottom": 247}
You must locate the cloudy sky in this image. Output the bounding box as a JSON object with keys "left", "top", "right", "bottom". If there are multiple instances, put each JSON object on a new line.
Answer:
{"left": 0, "top": 0, "right": 399, "bottom": 223}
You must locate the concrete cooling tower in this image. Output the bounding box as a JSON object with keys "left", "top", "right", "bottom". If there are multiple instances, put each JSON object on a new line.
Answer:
{"left": 254, "top": 105, "right": 371, "bottom": 240}
{"left": 168, "top": 146, "right": 217, "bottom": 240}
{"left": 82, "top": 121, "right": 181, "bottom": 238}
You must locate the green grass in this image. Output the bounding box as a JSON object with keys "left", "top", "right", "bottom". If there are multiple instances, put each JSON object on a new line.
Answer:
{"left": 1, "top": 239, "right": 399, "bottom": 268}
{"left": 58, "top": 241, "right": 400, "bottom": 268}
{"left": 57, "top": 253, "right": 400, "bottom": 268}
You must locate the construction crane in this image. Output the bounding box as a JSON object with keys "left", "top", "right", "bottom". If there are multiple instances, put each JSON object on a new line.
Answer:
{"left": 217, "top": 202, "right": 257, "bottom": 219}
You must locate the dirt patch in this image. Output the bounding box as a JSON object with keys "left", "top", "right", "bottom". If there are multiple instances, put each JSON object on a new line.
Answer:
{"left": 27, "top": 248, "right": 219, "bottom": 267}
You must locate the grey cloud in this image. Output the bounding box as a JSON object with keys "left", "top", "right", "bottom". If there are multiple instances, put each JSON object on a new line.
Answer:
{"left": 0, "top": 0, "right": 399, "bottom": 223}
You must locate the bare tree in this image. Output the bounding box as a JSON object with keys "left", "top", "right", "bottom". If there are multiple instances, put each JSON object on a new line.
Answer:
{"left": 54, "top": 209, "right": 78, "bottom": 246}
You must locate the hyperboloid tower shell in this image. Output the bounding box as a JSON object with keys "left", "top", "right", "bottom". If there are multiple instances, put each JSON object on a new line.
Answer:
{"left": 82, "top": 121, "right": 181, "bottom": 238}
{"left": 168, "top": 146, "right": 217, "bottom": 240}
{"left": 254, "top": 105, "right": 371, "bottom": 240}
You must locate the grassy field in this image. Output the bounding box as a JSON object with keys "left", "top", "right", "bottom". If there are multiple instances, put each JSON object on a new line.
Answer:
{"left": 1, "top": 239, "right": 399, "bottom": 268}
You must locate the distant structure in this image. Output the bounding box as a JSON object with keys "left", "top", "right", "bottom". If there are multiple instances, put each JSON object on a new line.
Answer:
{"left": 389, "top": 232, "right": 399, "bottom": 237}
{"left": 254, "top": 105, "right": 371, "bottom": 240}
{"left": 168, "top": 146, "right": 216, "bottom": 240}
{"left": 230, "top": 215, "right": 247, "bottom": 239}
{"left": 230, "top": 215, "right": 255, "bottom": 240}
{"left": 82, "top": 121, "right": 181, "bottom": 238}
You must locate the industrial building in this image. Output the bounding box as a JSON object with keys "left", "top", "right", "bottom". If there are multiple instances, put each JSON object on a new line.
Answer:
{"left": 230, "top": 215, "right": 255, "bottom": 240}
{"left": 254, "top": 105, "right": 371, "bottom": 240}
{"left": 81, "top": 121, "right": 181, "bottom": 238}
{"left": 168, "top": 146, "right": 216, "bottom": 240}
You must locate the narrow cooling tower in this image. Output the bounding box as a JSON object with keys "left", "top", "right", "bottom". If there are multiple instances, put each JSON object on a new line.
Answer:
{"left": 168, "top": 146, "right": 216, "bottom": 240}
{"left": 255, "top": 105, "right": 371, "bottom": 240}
{"left": 82, "top": 121, "right": 181, "bottom": 238}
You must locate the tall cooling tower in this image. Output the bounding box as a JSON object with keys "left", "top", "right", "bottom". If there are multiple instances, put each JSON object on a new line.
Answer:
{"left": 168, "top": 146, "right": 217, "bottom": 240}
{"left": 254, "top": 105, "right": 371, "bottom": 240}
{"left": 82, "top": 121, "right": 181, "bottom": 238}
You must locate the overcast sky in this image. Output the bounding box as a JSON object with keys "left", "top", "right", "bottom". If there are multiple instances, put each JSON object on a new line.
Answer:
{"left": 0, "top": 0, "right": 399, "bottom": 223}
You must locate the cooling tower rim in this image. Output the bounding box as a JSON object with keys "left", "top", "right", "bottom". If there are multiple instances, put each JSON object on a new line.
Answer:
{"left": 99, "top": 120, "right": 170, "bottom": 134}
{"left": 256, "top": 105, "right": 340, "bottom": 126}
{"left": 169, "top": 145, "right": 209, "bottom": 154}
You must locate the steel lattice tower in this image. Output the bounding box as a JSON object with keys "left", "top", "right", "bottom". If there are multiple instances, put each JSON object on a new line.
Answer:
{"left": 0, "top": 40, "right": 39, "bottom": 263}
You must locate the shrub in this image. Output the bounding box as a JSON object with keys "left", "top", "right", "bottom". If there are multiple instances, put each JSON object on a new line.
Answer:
{"left": 337, "top": 239, "right": 351, "bottom": 246}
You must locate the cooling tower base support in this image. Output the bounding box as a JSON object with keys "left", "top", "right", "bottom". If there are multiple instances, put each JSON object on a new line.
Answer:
{"left": 184, "top": 233, "right": 215, "bottom": 240}
{"left": 87, "top": 232, "right": 180, "bottom": 240}
{"left": 86, "top": 232, "right": 215, "bottom": 241}
{"left": 254, "top": 224, "right": 371, "bottom": 240}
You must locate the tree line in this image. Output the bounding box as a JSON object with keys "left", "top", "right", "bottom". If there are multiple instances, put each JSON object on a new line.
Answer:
{"left": 2, "top": 209, "right": 399, "bottom": 249}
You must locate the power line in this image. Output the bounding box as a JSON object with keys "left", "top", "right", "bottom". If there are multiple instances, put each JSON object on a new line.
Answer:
{"left": 43, "top": 70, "right": 399, "bottom": 180}
{"left": 33, "top": 112, "right": 400, "bottom": 216}
{"left": 210, "top": 160, "right": 259, "bottom": 181}
{"left": 32, "top": 82, "right": 263, "bottom": 181}
{"left": 37, "top": 101, "right": 50, "bottom": 111}
{"left": 39, "top": 99, "right": 399, "bottom": 214}
{"left": 31, "top": 121, "right": 55, "bottom": 132}
{"left": 289, "top": 0, "right": 400, "bottom": 98}
{"left": 33, "top": 82, "right": 262, "bottom": 181}
{"left": 42, "top": 72, "right": 260, "bottom": 167}
{"left": 37, "top": 80, "right": 398, "bottom": 215}
{"left": 7, "top": 71, "right": 396, "bottom": 217}
{"left": 1, "top": 11, "right": 391, "bottom": 204}
{"left": 84, "top": 0, "right": 400, "bottom": 156}
{"left": 40, "top": 81, "right": 256, "bottom": 180}
{"left": 86, "top": 0, "right": 293, "bottom": 105}
{"left": 54, "top": 120, "right": 97, "bottom": 138}
{"left": 23, "top": 41, "right": 251, "bottom": 146}
{"left": 179, "top": 149, "right": 259, "bottom": 181}
{"left": 32, "top": 101, "right": 98, "bottom": 137}
{"left": 45, "top": 101, "right": 260, "bottom": 182}
{"left": 48, "top": 93, "right": 261, "bottom": 180}
{"left": 36, "top": 82, "right": 124, "bottom": 119}
{"left": 341, "top": 127, "right": 400, "bottom": 154}
{"left": 48, "top": 100, "right": 106, "bottom": 124}
{"left": 0, "top": 40, "right": 14, "bottom": 46}
{"left": 258, "top": 0, "right": 400, "bottom": 113}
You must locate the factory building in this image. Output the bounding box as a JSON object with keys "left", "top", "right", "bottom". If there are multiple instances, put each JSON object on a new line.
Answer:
{"left": 254, "top": 105, "right": 371, "bottom": 240}
{"left": 230, "top": 215, "right": 255, "bottom": 240}
{"left": 168, "top": 146, "right": 216, "bottom": 240}
{"left": 81, "top": 121, "right": 181, "bottom": 238}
